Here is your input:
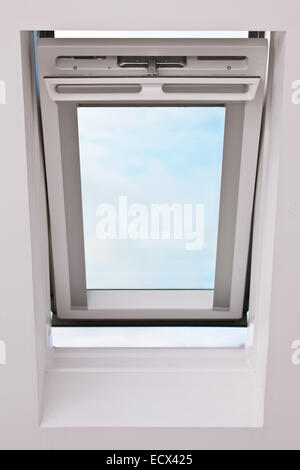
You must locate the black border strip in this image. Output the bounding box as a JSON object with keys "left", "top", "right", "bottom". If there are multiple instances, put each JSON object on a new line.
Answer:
{"left": 52, "top": 311, "right": 247, "bottom": 328}
{"left": 248, "top": 31, "right": 265, "bottom": 38}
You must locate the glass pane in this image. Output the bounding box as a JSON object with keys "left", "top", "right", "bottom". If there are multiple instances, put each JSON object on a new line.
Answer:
{"left": 78, "top": 106, "right": 225, "bottom": 289}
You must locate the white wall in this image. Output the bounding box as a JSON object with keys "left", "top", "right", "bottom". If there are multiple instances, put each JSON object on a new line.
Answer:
{"left": 0, "top": 0, "right": 300, "bottom": 449}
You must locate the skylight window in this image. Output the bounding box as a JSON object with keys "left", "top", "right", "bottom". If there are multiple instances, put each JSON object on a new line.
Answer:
{"left": 37, "top": 35, "right": 267, "bottom": 325}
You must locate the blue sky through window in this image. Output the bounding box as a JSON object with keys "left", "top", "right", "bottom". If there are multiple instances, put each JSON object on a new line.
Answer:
{"left": 78, "top": 106, "right": 225, "bottom": 290}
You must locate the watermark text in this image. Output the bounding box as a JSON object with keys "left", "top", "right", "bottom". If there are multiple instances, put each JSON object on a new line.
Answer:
{"left": 291, "top": 80, "right": 300, "bottom": 104}
{"left": 0, "top": 80, "right": 6, "bottom": 105}
{"left": 0, "top": 341, "right": 6, "bottom": 365}
{"left": 291, "top": 340, "right": 300, "bottom": 365}
{"left": 96, "top": 196, "right": 205, "bottom": 251}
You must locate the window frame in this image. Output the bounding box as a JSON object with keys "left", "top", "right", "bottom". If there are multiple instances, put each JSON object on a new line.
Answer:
{"left": 37, "top": 37, "right": 267, "bottom": 324}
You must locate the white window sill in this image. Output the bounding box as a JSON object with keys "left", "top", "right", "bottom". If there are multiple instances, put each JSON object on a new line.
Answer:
{"left": 41, "top": 347, "right": 263, "bottom": 428}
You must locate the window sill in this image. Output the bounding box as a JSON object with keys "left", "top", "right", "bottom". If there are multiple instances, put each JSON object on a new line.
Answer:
{"left": 41, "top": 347, "right": 263, "bottom": 428}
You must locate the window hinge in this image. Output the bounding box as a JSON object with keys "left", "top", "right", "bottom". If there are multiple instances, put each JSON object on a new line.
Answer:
{"left": 118, "top": 56, "right": 186, "bottom": 75}
{"left": 147, "top": 57, "right": 157, "bottom": 77}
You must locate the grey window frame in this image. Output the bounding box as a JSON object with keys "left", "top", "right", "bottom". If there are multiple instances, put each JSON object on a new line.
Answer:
{"left": 37, "top": 37, "right": 267, "bottom": 323}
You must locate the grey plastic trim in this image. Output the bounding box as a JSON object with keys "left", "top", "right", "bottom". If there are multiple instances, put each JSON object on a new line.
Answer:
{"left": 45, "top": 77, "right": 260, "bottom": 103}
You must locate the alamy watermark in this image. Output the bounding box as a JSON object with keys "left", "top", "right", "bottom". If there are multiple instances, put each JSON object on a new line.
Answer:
{"left": 288, "top": 83, "right": 300, "bottom": 365}
{"left": 291, "top": 80, "right": 300, "bottom": 104}
{"left": 96, "top": 196, "right": 205, "bottom": 251}
{"left": 291, "top": 340, "right": 300, "bottom": 366}
{"left": 0, "top": 80, "right": 6, "bottom": 105}
{"left": 0, "top": 340, "right": 6, "bottom": 365}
